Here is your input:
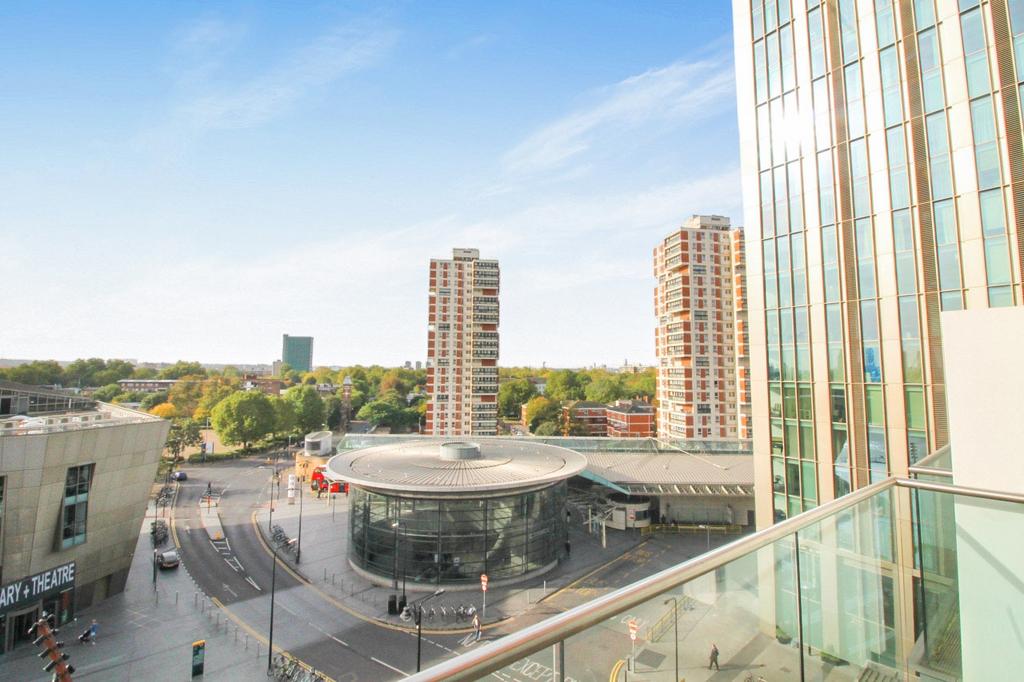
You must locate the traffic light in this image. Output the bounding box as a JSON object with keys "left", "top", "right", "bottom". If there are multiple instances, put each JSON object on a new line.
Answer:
{"left": 29, "top": 612, "right": 73, "bottom": 681}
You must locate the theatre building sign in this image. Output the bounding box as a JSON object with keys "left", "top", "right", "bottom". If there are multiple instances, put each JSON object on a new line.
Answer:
{"left": 0, "top": 561, "right": 76, "bottom": 654}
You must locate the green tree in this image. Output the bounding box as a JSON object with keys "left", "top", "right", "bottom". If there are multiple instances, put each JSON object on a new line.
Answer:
{"left": 356, "top": 399, "right": 400, "bottom": 427}
{"left": 523, "top": 396, "right": 561, "bottom": 432}
{"left": 498, "top": 378, "right": 537, "bottom": 419}
{"left": 211, "top": 391, "right": 275, "bottom": 450}
{"left": 194, "top": 378, "right": 240, "bottom": 422}
{"left": 140, "top": 390, "right": 169, "bottom": 411}
{"left": 133, "top": 367, "right": 158, "bottom": 379}
{"left": 158, "top": 361, "right": 207, "bottom": 380}
{"left": 271, "top": 396, "right": 296, "bottom": 436}
{"left": 0, "top": 360, "right": 65, "bottom": 386}
{"left": 621, "top": 369, "right": 656, "bottom": 399}
{"left": 65, "top": 358, "right": 134, "bottom": 387}
{"left": 112, "top": 391, "right": 146, "bottom": 404}
{"left": 93, "top": 359, "right": 136, "bottom": 387}
{"left": 285, "top": 385, "right": 325, "bottom": 433}
{"left": 323, "top": 396, "right": 343, "bottom": 430}
{"left": 165, "top": 418, "right": 203, "bottom": 461}
{"left": 91, "top": 383, "right": 124, "bottom": 402}
{"left": 534, "top": 421, "right": 561, "bottom": 436}
{"left": 584, "top": 376, "right": 624, "bottom": 404}
{"left": 544, "top": 370, "right": 586, "bottom": 402}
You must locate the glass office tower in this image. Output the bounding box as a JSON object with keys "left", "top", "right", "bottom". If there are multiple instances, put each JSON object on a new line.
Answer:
{"left": 734, "top": 0, "right": 1024, "bottom": 526}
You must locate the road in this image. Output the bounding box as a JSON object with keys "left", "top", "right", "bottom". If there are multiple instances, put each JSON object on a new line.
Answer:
{"left": 171, "top": 458, "right": 466, "bottom": 680}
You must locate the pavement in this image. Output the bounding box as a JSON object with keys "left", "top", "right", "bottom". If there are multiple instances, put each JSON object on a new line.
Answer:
{"left": 0, "top": 499, "right": 267, "bottom": 682}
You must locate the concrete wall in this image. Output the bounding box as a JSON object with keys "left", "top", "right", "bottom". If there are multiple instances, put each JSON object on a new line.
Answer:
{"left": 0, "top": 416, "right": 169, "bottom": 607}
{"left": 657, "top": 495, "right": 755, "bottom": 526}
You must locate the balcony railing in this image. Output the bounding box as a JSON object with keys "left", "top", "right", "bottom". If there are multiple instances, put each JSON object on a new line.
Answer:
{"left": 409, "top": 475, "right": 1024, "bottom": 681}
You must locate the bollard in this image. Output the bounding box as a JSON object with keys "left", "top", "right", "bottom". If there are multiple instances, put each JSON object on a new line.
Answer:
{"left": 175, "top": 591, "right": 179, "bottom": 606}
{"left": 234, "top": 626, "right": 238, "bottom": 644}
{"left": 332, "top": 574, "right": 336, "bottom": 586}
{"left": 194, "top": 592, "right": 198, "bottom": 608}
{"left": 245, "top": 634, "right": 249, "bottom": 650}
{"left": 324, "top": 567, "right": 328, "bottom": 582}
{"left": 155, "top": 591, "right": 159, "bottom": 606}
{"left": 257, "top": 642, "right": 261, "bottom": 658}
{"left": 543, "top": 580, "right": 547, "bottom": 597}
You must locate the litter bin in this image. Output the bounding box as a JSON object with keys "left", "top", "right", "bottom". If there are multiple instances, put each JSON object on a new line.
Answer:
{"left": 388, "top": 594, "right": 398, "bottom": 615}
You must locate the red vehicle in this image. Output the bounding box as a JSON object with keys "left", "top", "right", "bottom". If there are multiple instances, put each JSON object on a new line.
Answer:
{"left": 310, "top": 467, "right": 348, "bottom": 494}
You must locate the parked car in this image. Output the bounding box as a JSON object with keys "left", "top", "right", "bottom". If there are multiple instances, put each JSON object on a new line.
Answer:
{"left": 171, "top": 471, "right": 188, "bottom": 481}
{"left": 157, "top": 549, "right": 180, "bottom": 569}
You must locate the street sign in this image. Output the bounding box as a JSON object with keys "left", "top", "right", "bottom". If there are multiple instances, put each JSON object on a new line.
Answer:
{"left": 191, "top": 640, "right": 206, "bottom": 677}
{"left": 628, "top": 618, "right": 639, "bottom": 641}
{"left": 480, "top": 574, "right": 489, "bottom": 592}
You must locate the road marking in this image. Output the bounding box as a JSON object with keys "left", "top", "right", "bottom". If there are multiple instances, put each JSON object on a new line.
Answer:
{"left": 370, "top": 657, "right": 408, "bottom": 676}
{"left": 245, "top": 576, "right": 262, "bottom": 591}
{"left": 329, "top": 635, "right": 349, "bottom": 647}
{"left": 225, "top": 557, "right": 243, "bottom": 573}
{"left": 222, "top": 583, "right": 238, "bottom": 598}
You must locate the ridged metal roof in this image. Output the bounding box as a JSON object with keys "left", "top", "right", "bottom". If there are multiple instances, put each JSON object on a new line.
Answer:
{"left": 326, "top": 438, "right": 587, "bottom": 493}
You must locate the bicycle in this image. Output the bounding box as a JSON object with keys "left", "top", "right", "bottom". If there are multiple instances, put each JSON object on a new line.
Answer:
{"left": 743, "top": 675, "right": 767, "bottom": 682}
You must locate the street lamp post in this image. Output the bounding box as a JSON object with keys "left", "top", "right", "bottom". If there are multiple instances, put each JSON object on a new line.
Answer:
{"left": 699, "top": 523, "right": 710, "bottom": 551}
{"left": 391, "top": 521, "right": 400, "bottom": 591}
{"left": 663, "top": 596, "right": 679, "bottom": 682}
{"left": 401, "top": 589, "right": 445, "bottom": 672}
{"left": 267, "top": 490, "right": 278, "bottom": 672}
{"left": 296, "top": 479, "right": 303, "bottom": 564}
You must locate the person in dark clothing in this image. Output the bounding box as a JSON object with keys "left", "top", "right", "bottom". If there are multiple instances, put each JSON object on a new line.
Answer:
{"left": 709, "top": 643, "right": 720, "bottom": 670}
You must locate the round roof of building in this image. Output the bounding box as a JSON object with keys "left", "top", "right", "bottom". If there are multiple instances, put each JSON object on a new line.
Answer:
{"left": 326, "top": 438, "right": 588, "bottom": 494}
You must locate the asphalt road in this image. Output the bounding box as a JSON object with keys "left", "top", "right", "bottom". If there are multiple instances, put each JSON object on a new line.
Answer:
{"left": 171, "top": 458, "right": 467, "bottom": 680}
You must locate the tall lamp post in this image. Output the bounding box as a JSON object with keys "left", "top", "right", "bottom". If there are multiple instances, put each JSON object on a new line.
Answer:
{"left": 296, "top": 477, "right": 304, "bottom": 564}
{"left": 391, "top": 521, "right": 400, "bottom": 591}
{"left": 401, "top": 589, "right": 445, "bottom": 672}
{"left": 267, "top": 494, "right": 278, "bottom": 673}
{"left": 663, "top": 596, "right": 679, "bottom": 682}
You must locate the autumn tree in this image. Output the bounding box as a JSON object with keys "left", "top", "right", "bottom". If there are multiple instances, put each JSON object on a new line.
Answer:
{"left": 523, "top": 396, "right": 561, "bottom": 432}
{"left": 150, "top": 403, "right": 178, "bottom": 419}
{"left": 167, "top": 375, "right": 206, "bottom": 418}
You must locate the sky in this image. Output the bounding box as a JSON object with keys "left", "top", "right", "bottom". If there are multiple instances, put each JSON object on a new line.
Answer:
{"left": 0, "top": 1, "right": 742, "bottom": 368}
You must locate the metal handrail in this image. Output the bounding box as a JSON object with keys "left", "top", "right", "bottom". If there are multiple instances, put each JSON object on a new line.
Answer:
{"left": 408, "top": 475, "right": 1024, "bottom": 681}
{"left": 405, "top": 477, "right": 898, "bottom": 681}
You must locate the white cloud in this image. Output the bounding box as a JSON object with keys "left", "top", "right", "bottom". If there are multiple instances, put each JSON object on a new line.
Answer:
{"left": 179, "top": 24, "right": 398, "bottom": 131}
{"left": 503, "top": 57, "right": 735, "bottom": 175}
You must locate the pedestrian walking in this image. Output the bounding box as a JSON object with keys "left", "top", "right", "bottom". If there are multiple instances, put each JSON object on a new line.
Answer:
{"left": 89, "top": 619, "right": 98, "bottom": 645}
{"left": 708, "top": 643, "right": 719, "bottom": 671}
{"left": 472, "top": 612, "right": 481, "bottom": 642}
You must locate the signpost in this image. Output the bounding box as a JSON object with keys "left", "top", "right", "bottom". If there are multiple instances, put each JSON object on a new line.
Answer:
{"left": 480, "top": 573, "right": 488, "bottom": 620}
{"left": 0, "top": 561, "right": 76, "bottom": 615}
{"left": 627, "top": 618, "right": 638, "bottom": 670}
{"left": 191, "top": 640, "right": 206, "bottom": 677}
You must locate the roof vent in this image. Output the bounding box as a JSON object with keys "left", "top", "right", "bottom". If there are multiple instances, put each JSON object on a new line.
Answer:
{"left": 440, "top": 441, "right": 482, "bottom": 461}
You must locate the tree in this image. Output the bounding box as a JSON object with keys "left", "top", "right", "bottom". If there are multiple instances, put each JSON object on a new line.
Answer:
{"left": 112, "top": 391, "right": 146, "bottom": 404}
{"left": 133, "top": 367, "right": 158, "bottom": 379}
{"left": 0, "top": 360, "right": 65, "bottom": 386}
{"left": 91, "top": 383, "right": 123, "bottom": 402}
{"left": 324, "top": 396, "right": 343, "bottom": 430}
{"left": 165, "top": 418, "right": 203, "bottom": 461}
{"left": 158, "top": 361, "right": 206, "bottom": 380}
{"left": 271, "top": 396, "right": 296, "bottom": 437}
{"left": 498, "top": 379, "right": 537, "bottom": 420}
{"left": 584, "top": 376, "right": 624, "bottom": 404}
{"left": 622, "top": 370, "right": 656, "bottom": 399}
{"left": 545, "top": 370, "right": 586, "bottom": 402}
{"left": 211, "top": 391, "right": 275, "bottom": 450}
{"left": 275, "top": 362, "right": 293, "bottom": 379}
{"left": 140, "top": 390, "right": 169, "bottom": 411}
{"left": 168, "top": 375, "right": 206, "bottom": 418}
{"left": 534, "top": 421, "right": 561, "bottom": 436}
{"left": 284, "top": 385, "right": 325, "bottom": 434}
{"left": 523, "top": 396, "right": 561, "bottom": 432}
{"left": 356, "top": 399, "right": 401, "bottom": 427}
{"left": 150, "top": 403, "right": 178, "bottom": 419}
{"left": 194, "top": 380, "right": 238, "bottom": 422}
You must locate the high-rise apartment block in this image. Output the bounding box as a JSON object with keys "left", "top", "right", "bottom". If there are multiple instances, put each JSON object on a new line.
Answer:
{"left": 653, "top": 215, "right": 751, "bottom": 441}
{"left": 281, "top": 334, "right": 314, "bottom": 373}
{"left": 734, "top": 0, "right": 1024, "bottom": 525}
{"left": 425, "top": 248, "right": 500, "bottom": 436}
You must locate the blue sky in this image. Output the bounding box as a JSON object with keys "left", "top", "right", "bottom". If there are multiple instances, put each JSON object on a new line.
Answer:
{"left": 1, "top": 1, "right": 741, "bottom": 367}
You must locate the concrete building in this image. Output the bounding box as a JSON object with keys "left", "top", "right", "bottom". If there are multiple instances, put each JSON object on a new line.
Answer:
{"left": 115, "top": 378, "right": 177, "bottom": 393}
{"left": 281, "top": 335, "right": 314, "bottom": 374}
{"left": 0, "top": 382, "right": 169, "bottom": 653}
{"left": 654, "top": 215, "right": 751, "bottom": 442}
{"left": 734, "top": 0, "right": 1024, "bottom": 525}
{"left": 425, "top": 248, "right": 500, "bottom": 436}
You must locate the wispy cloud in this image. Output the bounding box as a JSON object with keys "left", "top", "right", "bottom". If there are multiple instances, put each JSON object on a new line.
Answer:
{"left": 446, "top": 33, "right": 495, "bottom": 59}
{"left": 503, "top": 57, "right": 735, "bottom": 175}
{"left": 180, "top": 24, "right": 398, "bottom": 131}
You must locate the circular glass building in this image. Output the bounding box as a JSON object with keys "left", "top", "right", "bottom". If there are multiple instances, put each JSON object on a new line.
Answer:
{"left": 326, "top": 439, "right": 587, "bottom": 588}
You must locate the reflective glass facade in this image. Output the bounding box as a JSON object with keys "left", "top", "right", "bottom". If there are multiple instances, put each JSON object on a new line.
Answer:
{"left": 738, "top": 0, "right": 1024, "bottom": 526}
{"left": 349, "top": 483, "right": 567, "bottom": 585}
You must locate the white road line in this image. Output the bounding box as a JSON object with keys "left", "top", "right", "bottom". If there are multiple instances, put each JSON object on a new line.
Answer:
{"left": 222, "top": 538, "right": 231, "bottom": 551}
{"left": 222, "top": 583, "right": 238, "bottom": 598}
{"left": 329, "top": 635, "right": 349, "bottom": 647}
{"left": 370, "top": 657, "right": 408, "bottom": 676}
{"left": 245, "top": 576, "right": 262, "bottom": 591}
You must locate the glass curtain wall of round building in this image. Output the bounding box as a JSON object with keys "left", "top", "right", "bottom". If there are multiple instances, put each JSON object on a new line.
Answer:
{"left": 328, "top": 440, "right": 587, "bottom": 587}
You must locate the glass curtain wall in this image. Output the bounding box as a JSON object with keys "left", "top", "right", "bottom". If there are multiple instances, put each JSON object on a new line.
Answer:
{"left": 350, "top": 484, "right": 567, "bottom": 585}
